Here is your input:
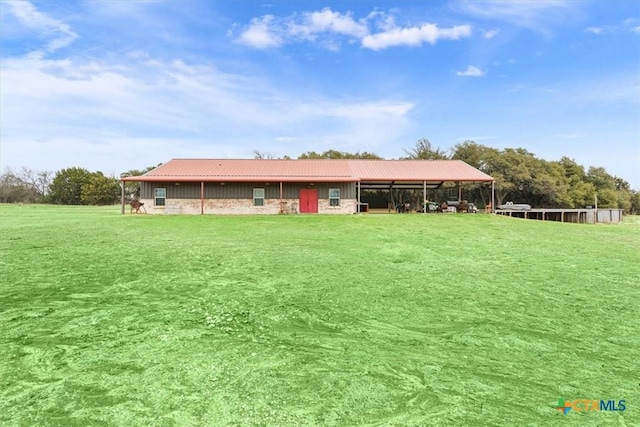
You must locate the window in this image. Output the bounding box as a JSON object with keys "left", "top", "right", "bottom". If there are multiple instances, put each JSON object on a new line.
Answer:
{"left": 253, "top": 188, "right": 265, "bottom": 206}
{"left": 329, "top": 188, "right": 340, "bottom": 207}
{"left": 154, "top": 188, "right": 166, "bottom": 206}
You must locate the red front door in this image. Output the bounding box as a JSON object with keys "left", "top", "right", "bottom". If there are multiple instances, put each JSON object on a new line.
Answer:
{"left": 299, "top": 189, "right": 318, "bottom": 213}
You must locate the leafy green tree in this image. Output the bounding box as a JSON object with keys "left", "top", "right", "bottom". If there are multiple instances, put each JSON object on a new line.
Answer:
{"left": 558, "top": 157, "right": 587, "bottom": 181}
{"left": 587, "top": 166, "right": 616, "bottom": 192}
{"left": 585, "top": 166, "right": 630, "bottom": 209}
{"left": 452, "top": 141, "right": 501, "bottom": 207}
{"left": 297, "top": 151, "right": 322, "bottom": 159}
{"left": 554, "top": 157, "right": 596, "bottom": 208}
{"left": 616, "top": 189, "right": 632, "bottom": 212}
{"left": 454, "top": 144, "right": 576, "bottom": 208}
{"left": 81, "top": 173, "right": 120, "bottom": 205}
{"left": 452, "top": 141, "right": 497, "bottom": 170}
{"left": 596, "top": 188, "right": 618, "bottom": 208}
{"left": 614, "top": 177, "right": 631, "bottom": 192}
{"left": 49, "top": 167, "right": 93, "bottom": 205}
{"left": 629, "top": 191, "right": 640, "bottom": 214}
{"left": 298, "top": 150, "right": 382, "bottom": 159}
{"left": 403, "top": 138, "right": 449, "bottom": 160}
{"left": 568, "top": 181, "right": 596, "bottom": 208}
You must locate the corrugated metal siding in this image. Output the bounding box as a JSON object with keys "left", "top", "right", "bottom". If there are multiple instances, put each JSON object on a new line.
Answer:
{"left": 597, "top": 209, "right": 623, "bottom": 223}
{"left": 141, "top": 182, "right": 200, "bottom": 198}
{"left": 205, "top": 184, "right": 252, "bottom": 199}
{"left": 141, "top": 182, "right": 356, "bottom": 200}
{"left": 305, "top": 183, "right": 355, "bottom": 199}
{"left": 586, "top": 210, "right": 595, "bottom": 224}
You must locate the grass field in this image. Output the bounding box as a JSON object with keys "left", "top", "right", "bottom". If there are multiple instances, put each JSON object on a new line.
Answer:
{"left": 1, "top": 205, "right": 638, "bottom": 426}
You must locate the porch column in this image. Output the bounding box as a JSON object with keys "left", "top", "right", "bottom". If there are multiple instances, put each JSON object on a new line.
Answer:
{"left": 423, "top": 180, "right": 427, "bottom": 212}
{"left": 200, "top": 181, "right": 204, "bottom": 215}
{"left": 120, "top": 181, "right": 125, "bottom": 214}
{"left": 491, "top": 181, "right": 495, "bottom": 214}
{"left": 280, "top": 182, "right": 283, "bottom": 213}
{"left": 458, "top": 181, "right": 462, "bottom": 201}
{"left": 357, "top": 181, "right": 361, "bottom": 213}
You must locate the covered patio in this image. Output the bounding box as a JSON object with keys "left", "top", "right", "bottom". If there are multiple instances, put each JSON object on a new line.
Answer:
{"left": 347, "top": 160, "right": 495, "bottom": 213}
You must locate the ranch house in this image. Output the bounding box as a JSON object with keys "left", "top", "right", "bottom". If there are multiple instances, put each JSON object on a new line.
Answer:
{"left": 120, "top": 158, "right": 495, "bottom": 215}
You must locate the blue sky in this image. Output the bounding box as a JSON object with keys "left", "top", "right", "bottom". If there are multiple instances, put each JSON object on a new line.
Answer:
{"left": 1, "top": 0, "right": 639, "bottom": 187}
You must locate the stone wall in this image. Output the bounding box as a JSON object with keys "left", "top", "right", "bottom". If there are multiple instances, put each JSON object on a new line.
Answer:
{"left": 318, "top": 198, "right": 358, "bottom": 214}
{"left": 137, "top": 198, "right": 357, "bottom": 215}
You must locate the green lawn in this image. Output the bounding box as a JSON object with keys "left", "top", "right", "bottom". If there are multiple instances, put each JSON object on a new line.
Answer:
{"left": 1, "top": 205, "right": 638, "bottom": 426}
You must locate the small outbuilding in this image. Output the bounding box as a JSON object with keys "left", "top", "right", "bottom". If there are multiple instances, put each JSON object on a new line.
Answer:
{"left": 120, "top": 158, "right": 495, "bottom": 215}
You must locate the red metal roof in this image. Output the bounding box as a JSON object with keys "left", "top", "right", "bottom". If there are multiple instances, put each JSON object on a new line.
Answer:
{"left": 121, "top": 158, "right": 494, "bottom": 183}
{"left": 347, "top": 159, "right": 494, "bottom": 182}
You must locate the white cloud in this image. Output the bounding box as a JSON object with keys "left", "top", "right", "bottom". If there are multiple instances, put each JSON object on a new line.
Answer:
{"left": 234, "top": 8, "right": 471, "bottom": 50}
{"left": 584, "top": 26, "right": 604, "bottom": 35}
{"left": 302, "top": 8, "right": 368, "bottom": 38}
{"left": 456, "top": 65, "right": 485, "bottom": 77}
{"left": 484, "top": 28, "right": 500, "bottom": 39}
{"left": 237, "top": 15, "right": 283, "bottom": 48}
{"left": 366, "top": 11, "right": 397, "bottom": 32}
{"left": 583, "top": 19, "right": 640, "bottom": 36}
{"left": 0, "top": 51, "right": 415, "bottom": 171}
{"left": 623, "top": 18, "right": 640, "bottom": 34}
{"left": 362, "top": 24, "right": 472, "bottom": 50}
{"left": 5, "top": 1, "right": 78, "bottom": 58}
{"left": 238, "top": 8, "right": 368, "bottom": 49}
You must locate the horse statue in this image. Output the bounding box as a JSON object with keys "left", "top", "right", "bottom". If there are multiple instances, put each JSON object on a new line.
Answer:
{"left": 130, "top": 199, "right": 146, "bottom": 213}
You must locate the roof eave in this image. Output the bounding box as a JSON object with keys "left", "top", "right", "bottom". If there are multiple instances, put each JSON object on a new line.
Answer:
{"left": 121, "top": 176, "right": 359, "bottom": 183}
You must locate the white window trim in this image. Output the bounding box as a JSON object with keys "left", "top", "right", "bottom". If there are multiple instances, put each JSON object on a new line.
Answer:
{"left": 253, "top": 188, "right": 265, "bottom": 207}
{"left": 154, "top": 187, "right": 166, "bottom": 207}
{"left": 329, "top": 188, "right": 340, "bottom": 207}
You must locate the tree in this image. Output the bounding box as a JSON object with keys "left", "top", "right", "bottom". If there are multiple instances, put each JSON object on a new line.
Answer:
{"left": 453, "top": 144, "right": 570, "bottom": 207}
{"left": 120, "top": 164, "right": 162, "bottom": 200}
{"left": 298, "top": 150, "right": 382, "bottom": 159}
{"left": 0, "top": 169, "right": 38, "bottom": 203}
{"left": 403, "top": 138, "right": 449, "bottom": 160}
{"left": 18, "top": 167, "right": 53, "bottom": 198}
{"left": 49, "top": 167, "right": 93, "bottom": 205}
{"left": 586, "top": 167, "right": 616, "bottom": 191}
{"left": 451, "top": 141, "right": 501, "bottom": 207}
{"left": 0, "top": 167, "right": 53, "bottom": 203}
{"left": 596, "top": 189, "right": 618, "bottom": 208}
{"left": 616, "top": 189, "right": 632, "bottom": 212}
{"left": 555, "top": 157, "right": 595, "bottom": 208}
{"left": 629, "top": 191, "right": 640, "bottom": 215}
{"left": 253, "top": 149, "right": 275, "bottom": 159}
{"left": 81, "top": 172, "right": 120, "bottom": 205}
{"left": 587, "top": 169, "right": 637, "bottom": 211}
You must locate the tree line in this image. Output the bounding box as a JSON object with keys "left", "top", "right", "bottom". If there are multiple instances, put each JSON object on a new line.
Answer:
{"left": 261, "top": 139, "right": 640, "bottom": 213}
{"left": 0, "top": 165, "right": 158, "bottom": 205}
{"left": 1, "top": 140, "right": 638, "bottom": 213}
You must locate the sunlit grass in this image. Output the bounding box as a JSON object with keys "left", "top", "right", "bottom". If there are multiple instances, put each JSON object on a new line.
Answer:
{"left": 1, "top": 205, "right": 638, "bottom": 426}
